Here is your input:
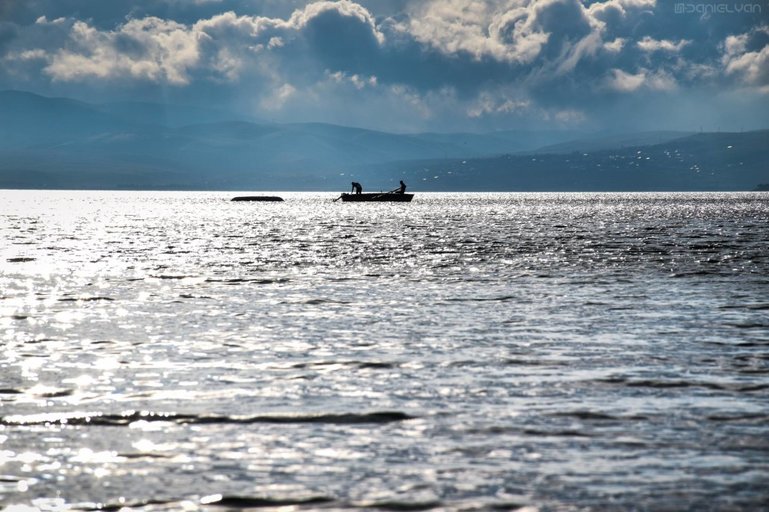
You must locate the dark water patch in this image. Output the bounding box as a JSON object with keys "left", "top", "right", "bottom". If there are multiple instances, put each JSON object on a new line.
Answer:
{"left": 72, "top": 498, "right": 177, "bottom": 511}
{"left": 725, "top": 322, "right": 769, "bottom": 329}
{"left": 465, "top": 425, "right": 519, "bottom": 435}
{"left": 205, "top": 278, "right": 289, "bottom": 285}
{"left": 522, "top": 429, "right": 594, "bottom": 437}
{"left": 1, "top": 410, "right": 415, "bottom": 426}
{"left": 595, "top": 377, "right": 767, "bottom": 392}
{"left": 0, "top": 388, "right": 23, "bottom": 394}
{"left": 356, "top": 361, "right": 396, "bottom": 370}
{"left": 550, "top": 411, "right": 648, "bottom": 421}
{"left": 720, "top": 303, "right": 769, "bottom": 311}
{"left": 11, "top": 314, "right": 29, "bottom": 320}
{"left": 672, "top": 271, "right": 725, "bottom": 278}
{"left": 707, "top": 340, "right": 769, "bottom": 347}
{"left": 736, "top": 368, "right": 769, "bottom": 375}
{"left": 706, "top": 413, "right": 769, "bottom": 423}
{"left": 90, "top": 340, "right": 115, "bottom": 345}
{"left": 502, "top": 358, "right": 567, "bottom": 367}
{"left": 732, "top": 383, "right": 769, "bottom": 391}
{"left": 446, "top": 295, "right": 517, "bottom": 303}
{"left": 6, "top": 257, "right": 35, "bottom": 262}
{"left": 301, "top": 298, "right": 353, "bottom": 305}
{"left": 362, "top": 500, "right": 442, "bottom": 511}
{"left": 24, "top": 338, "right": 54, "bottom": 344}
{"left": 624, "top": 380, "right": 703, "bottom": 389}
{"left": 446, "top": 360, "right": 480, "bottom": 368}
{"left": 290, "top": 360, "right": 397, "bottom": 370}
{"left": 735, "top": 353, "right": 769, "bottom": 361}
{"left": 118, "top": 452, "right": 172, "bottom": 459}
{"left": 58, "top": 296, "right": 114, "bottom": 302}
{"left": 485, "top": 502, "right": 531, "bottom": 511}
{"left": 206, "top": 495, "right": 335, "bottom": 508}
{"left": 31, "top": 388, "right": 74, "bottom": 398}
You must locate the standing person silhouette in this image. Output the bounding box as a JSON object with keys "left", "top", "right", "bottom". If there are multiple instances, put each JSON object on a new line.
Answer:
{"left": 351, "top": 182, "right": 363, "bottom": 194}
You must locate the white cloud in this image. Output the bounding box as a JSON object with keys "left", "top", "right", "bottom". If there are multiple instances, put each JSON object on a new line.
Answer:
{"left": 400, "top": 0, "right": 556, "bottom": 64}
{"left": 608, "top": 68, "right": 676, "bottom": 92}
{"left": 268, "top": 36, "right": 284, "bottom": 49}
{"left": 326, "top": 70, "right": 377, "bottom": 89}
{"left": 467, "top": 91, "right": 530, "bottom": 118}
{"left": 604, "top": 37, "right": 625, "bottom": 53}
{"left": 588, "top": 0, "right": 656, "bottom": 20}
{"left": 608, "top": 68, "right": 645, "bottom": 91}
{"left": 397, "top": 0, "right": 656, "bottom": 76}
{"left": 37, "top": 17, "right": 201, "bottom": 85}
{"left": 553, "top": 108, "right": 586, "bottom": 124}
{"left": 261, "top": 82, "right": 296, "bottom": 110}
{"left": 5, "top": 49, "right": 47, "bottom": 61}
{"left": 637, "top": 36, "right": 689, "bottom": 53}
{"left": 15, "top": 1, "right": 385, "bottom": 86}
{"left": 722, "top": 26, "right": 769, "bottom": 91}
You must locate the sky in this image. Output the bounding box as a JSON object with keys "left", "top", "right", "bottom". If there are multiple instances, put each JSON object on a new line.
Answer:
{"left": 0, "top": 0, "right": 768, "bottom": 133}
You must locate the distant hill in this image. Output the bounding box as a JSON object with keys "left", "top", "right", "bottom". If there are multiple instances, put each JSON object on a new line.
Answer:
{"left": 0, "top": 90, "right": 152, "bottom": 149}
{"left": 415, "top": 130, "right": 582, "bottom": 156}
{"left": 532, "top": 131, "right": 694, "bottom": 154}
{"left": 97, "top": 100, "right": 248, "bottom": 127}
{"left": 381, "top": 130, "right": 769, "bottom": 191}
{"left": 0, "top": 90, "right": 766, "bottom": 190}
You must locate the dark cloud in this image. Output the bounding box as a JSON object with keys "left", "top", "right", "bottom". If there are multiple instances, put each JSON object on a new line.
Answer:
{"left": 299, "top": 4, "right": 383, "bottom": 73}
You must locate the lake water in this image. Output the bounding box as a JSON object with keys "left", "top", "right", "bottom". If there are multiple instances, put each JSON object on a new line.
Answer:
{"left": 1, "top": 191, "right": 768, "bottom": 511}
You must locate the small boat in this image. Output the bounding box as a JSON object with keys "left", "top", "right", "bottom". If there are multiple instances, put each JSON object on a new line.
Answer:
{"left": 231, "top": 196, "right": 284, "bottom": 202}
{"left": 339, "top": 192, "right": 414, "bottom": 202}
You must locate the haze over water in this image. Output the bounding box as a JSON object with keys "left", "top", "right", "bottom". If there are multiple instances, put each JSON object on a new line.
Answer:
{"left": 1, "top": 191, "right": 768, "bottom": 511}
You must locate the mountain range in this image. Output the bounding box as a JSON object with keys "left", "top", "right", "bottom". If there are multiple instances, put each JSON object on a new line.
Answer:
{"left": 0, "top": 90, "right": 766, "bottom": 191}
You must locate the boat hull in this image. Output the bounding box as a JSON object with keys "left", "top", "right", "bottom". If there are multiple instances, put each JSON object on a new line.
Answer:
{"left": 340, "top": 193, "right": 413, "bottom": 202}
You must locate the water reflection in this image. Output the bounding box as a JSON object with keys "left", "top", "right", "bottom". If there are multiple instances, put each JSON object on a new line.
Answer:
{"left": 0, "top": 191, "right": 768, "bottom": 510}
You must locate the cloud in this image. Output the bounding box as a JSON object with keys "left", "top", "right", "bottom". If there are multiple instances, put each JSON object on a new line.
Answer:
{"left": 400, "top": 0, "right": 603, "bottom": 67}
{"left": 637, "top": 36, "right": 689, "bottom": 53}
{"left": 1, "top": 1, "right": 385, "bottom": 86}
{"left": 0, "top": 0, "right": 767, "bottom": 131}
{"left": 327, "top": 70, "right": 378, "bottom": 90}
{"left": 261, "top": 82, "right": 296, "bottom": 110}
{"left": 467, "top": 90, "right": 531, "bottom": 118}
{"left": 45, "top": 17, "right": 201, "bottom": 84}
{"left": 722, "top": 25, "right": 769, "bottom": 91}
{"left": 607, "top": 67, "right": 676, "bottom": 92}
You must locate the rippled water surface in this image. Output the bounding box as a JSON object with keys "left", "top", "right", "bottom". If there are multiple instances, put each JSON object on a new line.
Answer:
{"left": 1, "top": 191, "right": 768, "bottom": 511}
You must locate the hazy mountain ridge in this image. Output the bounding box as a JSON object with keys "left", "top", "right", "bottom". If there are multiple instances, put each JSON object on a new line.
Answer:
{"left": 385, "top": 131, "right": 769, "bottom": 191}
{"left": 532, "top": 131, "right": 695, "bottom": 154}
{"left": 1, "top": 90, "right": 767, "bottom": 190}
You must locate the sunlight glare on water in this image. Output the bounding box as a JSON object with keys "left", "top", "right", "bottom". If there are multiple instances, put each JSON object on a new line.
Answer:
{"left": 1, "top": 190, "right": 768, "bottom": 511}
